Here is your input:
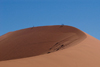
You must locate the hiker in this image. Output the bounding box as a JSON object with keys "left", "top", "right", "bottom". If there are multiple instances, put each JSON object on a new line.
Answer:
{"left": 60, "top": 24, "right": 64, "bottom": 27}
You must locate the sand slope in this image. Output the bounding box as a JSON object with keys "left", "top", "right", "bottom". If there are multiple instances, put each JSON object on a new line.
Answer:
{"left": 0, "top": 25, "right": 100, "bottom": 67}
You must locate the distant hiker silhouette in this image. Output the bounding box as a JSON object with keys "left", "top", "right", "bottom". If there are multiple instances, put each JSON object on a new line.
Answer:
{"left": 60, "top": 24, "right": 64, "bottom": 27}
{"left": 31, "top": 26, "right": 34, "bottom": 29}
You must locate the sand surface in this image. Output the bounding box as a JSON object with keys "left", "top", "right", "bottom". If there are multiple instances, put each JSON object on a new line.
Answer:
{"left": 0, "top": 25, "right": 100, "bottom": 67}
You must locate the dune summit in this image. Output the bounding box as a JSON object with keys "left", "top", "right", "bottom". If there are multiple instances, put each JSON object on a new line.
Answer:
{"left": 0, "top": 25, "right": 100, "bottom": 67}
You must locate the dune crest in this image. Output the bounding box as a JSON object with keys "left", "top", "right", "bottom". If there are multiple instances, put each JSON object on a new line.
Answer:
{"left": 0, "top": 32, "right": 12, "bottom": 42}
{"left": 0, "top": 25, "right": 86, "bottom": 61}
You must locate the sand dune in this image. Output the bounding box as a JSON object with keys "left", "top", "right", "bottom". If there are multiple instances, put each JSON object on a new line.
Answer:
{"left": 0, "top": 25, "right": 100, "bottom": 67}
{"left": 0, "top": 32, "right": 12, "bottom": 42}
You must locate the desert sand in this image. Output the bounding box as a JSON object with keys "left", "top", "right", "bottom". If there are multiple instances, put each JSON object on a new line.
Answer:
{"left": 0, "top": 25, "right": 100, "bottom": 67}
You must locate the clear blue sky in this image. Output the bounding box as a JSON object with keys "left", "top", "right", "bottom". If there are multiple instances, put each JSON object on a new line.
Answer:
{"left": 0, "top": 0, "right": 100, "bottom": 40}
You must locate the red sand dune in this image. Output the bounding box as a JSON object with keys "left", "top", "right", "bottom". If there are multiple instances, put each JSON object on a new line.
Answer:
{"left": 0, "top": 25, "right": 100, "bottom": 67}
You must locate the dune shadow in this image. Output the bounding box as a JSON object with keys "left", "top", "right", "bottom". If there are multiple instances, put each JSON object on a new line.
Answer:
{"left": 0, "top": 25, "right": 87, "bottom": 61}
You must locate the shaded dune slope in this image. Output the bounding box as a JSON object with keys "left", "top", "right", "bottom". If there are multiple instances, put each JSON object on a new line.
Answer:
{"left": 0, "top": 25, "right": 86, "bottom": 61}
{"left": 0, "top": 32, "right": 12, "bottom": 42}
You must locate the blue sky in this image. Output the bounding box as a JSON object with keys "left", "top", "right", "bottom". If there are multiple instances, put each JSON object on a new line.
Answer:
{"left": 0, "top": 0, "right": 100, "bottom": 40}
